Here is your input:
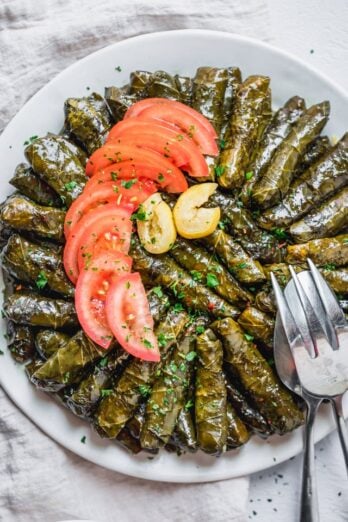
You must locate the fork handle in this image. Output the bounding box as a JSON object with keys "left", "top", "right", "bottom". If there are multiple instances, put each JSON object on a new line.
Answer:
{"left": 300, "top": 396, "right": 321, "bottom": 522}
{"left": 331, "top": 395, "right": 348, "bottom": 473}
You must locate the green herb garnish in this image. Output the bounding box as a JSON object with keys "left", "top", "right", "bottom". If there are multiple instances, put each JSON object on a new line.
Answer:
{"left": 36, "top": 271, "right": 48, "bottom": 290}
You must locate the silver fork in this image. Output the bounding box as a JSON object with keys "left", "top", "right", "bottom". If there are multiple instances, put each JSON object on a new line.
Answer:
{"left": 271, "top": 261, "right": 348, "bottom": 521}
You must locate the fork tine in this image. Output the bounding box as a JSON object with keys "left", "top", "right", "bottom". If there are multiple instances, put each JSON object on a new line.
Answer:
{"left": 289, "top": 265, "right": 322, "bottom": 357}
{"left": 271, "top": 272, "right": 304, "bottom": 349}
{"left": 307, "top": 258, "right": 347, "bottom": 331}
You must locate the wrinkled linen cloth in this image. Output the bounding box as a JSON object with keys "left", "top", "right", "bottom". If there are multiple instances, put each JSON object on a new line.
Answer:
{"left": 0, "top": 1, "right": 270, "bottom": 521}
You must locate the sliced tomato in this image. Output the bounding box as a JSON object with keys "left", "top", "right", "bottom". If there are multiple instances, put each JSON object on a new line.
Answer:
{"left": 105, "top": 272, "right": 160, "bottom": 362}
{"left": 75, "top": 252, "right": 132, "bottom": 349}
{"left": 107, "top": 117, "right": 183, "bottom": 143}
{"left": 86, "top": 144, "right": 184, "bottom": 178}
{"left": 64, "top": 178, "right": 156, "bottom": 238}
{"left": 84, "top": 161, "right": 188, "bottom": 194}
{"left": 106, "top": 120, "right": 190, "bottom": 166}
{"left": 64, "top": 204, "right": 133, "bottom": 284}
{"left": 108, "top": 131, "right": 209, "bottom": 179}
{"left": 124, "top": 98, "right": 218, "bottom": 138}
{"left": 77, "top": 212, "right": 132, "bottom": 271}
{"left": 136, "top": 107, "right": 219, "bottom": 156}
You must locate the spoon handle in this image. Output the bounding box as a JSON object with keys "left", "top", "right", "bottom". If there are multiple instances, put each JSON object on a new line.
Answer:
{"left": 300, "top": 396, "right": 321, "bottom": 522}
{"left": 331, "top": 394, "right": 348, "bottom": 473}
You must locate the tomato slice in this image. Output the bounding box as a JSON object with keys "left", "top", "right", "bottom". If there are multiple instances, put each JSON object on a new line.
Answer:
{"left": 77, "top": 212, "right": 132, "bottom": 271}
{"left": 107, "top": 120, "right": 190, "bottom": 166}
{"left": 136, "top": 107, "right": 219, "bottom": 156}
{"left": 64, "top": 178, "right": 156, "bottom": 238}
{"left": 107, "top": 129, "right": 209, "bottom": 179}
{"left": 84, "top": 161, "right": 188, "bottom": 194}
{"left": 124, "top": 98, "right": 218, "bottom": 139}
{"left": 86, "top": 144, "right": 184, "bottom": 178}
{"left": 64, "top": 204, "right": 132, "bottom": 284}
{"left": 105, "top": 272, "right": 160, "bottom": 362}
{"left": 75, "top": 252, "right": 132, "bottom": 349}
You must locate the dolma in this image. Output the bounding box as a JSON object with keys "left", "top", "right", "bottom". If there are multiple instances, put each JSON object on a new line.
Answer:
{"left": 94, "top": 309, "right": 188, "bottom": 438}
{"left": 290, "top": 186, "right": 348, "bottom": 242}
{"left": 212, "top": 318, "right": 303, "bottom": 434}
{"left": 30, "top": 330, "right": 106, "bottom": 391}
{"left": 146, "top": 71, "right": 181, "bottom": 101}
{"left": 201, "top": 229, "right": 266, "bottom": 285}
{"left": 130, "top": 237, "right": 239, "bottom": 318}
{"left": 140, "top": 321, "right": 205, "bottom": 451}
{"left": 240, "top": 96, "right": 306, "bottom": 205}
{"left": 170, "top": 237, "right": 252, "bottom": 305}
{"left": 251, "top": 101, "right": 330, "bottom": 208}
{"left": 129, "top": 70, "right": 153, "bottom": 96}
{"left": 254, "top": 289, "right": 277, "bottom": 316}
{"left": 116, "top": 427, "right": 142, "bottom": 455}
{"left": 237, "top": 306, "right": 275, "bottom": 352}
{"left": 226, "top": 403, "right": 251, "bottom": 449}
{"left": 66, "top": 347, "right": 130, "bottom": 418}
{"left": 174, "top": 75, "right": 194, "bottom": 106}
{"left": 192, "top": 67, "right": 229, "bottom": 134}
{"left": 168, "top": 409, "right": 197, "bottom": 453}
{"left": 322, "top": 268, "right": 348, "bottom": 295}
{"left": 105, "top": 86, "right": 137, "bottom": 122}
{"left": 225, "top": 382, "right": 272, "bottom": 436}
{"left": 35, "top": 329, "right": 70, "bottom": 360}
{"left": 3, "top": 292, "right": 77, "bottom": 330}
{"left": 220, "top": 67, "right": 242, "bottom": 136}
{"left": 294, "top": 135, "right": 331, "bottom": 176}
{"left": 2, "top": 234, "right": 74, "bottom": 297}
{"left": 25, "top": 358, "right": 45, "bottom": 380}
{"left": 64, "top": 92, "right": 113, "bottom": 155}
{"left": 0, "top": 195, "right": 65, "bottom": 242}
{"left": 286, "top": 234, "right": 348, "bottom": 267}
{"left": 218, "top": 75, "right": 271, "bottom": 189}
{"left": 195, "top": 329, "right": 228, "bottom": 455}
{"left": 259, "top": 133, "right": 348, "bottom": 229}
{"left": 25, "top": 134, "right": 86, "bottom": 206}
{"left": 7, "top": 322, "right": 36, "bottom": 363}
{"left": 10, "top": 163, "right": 61, "bottom": 207}
{"left": 207, "top": 190, "right": 285, "bottom": 263}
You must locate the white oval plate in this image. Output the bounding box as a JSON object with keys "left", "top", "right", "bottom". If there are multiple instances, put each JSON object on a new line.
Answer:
{"left": 0, "top": 29, "right": 347, "bottom": 483}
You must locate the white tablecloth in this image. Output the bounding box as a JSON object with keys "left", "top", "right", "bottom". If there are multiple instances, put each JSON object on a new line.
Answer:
{"left": 0, "top": 1, "right": 347, "bottom": 521}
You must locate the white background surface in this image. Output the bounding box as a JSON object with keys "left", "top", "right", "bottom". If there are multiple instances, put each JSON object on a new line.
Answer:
{"left": 0, "top": 1, "right": 347, "bottom": 521}
{"left": 249, "top": 1, "right": 348, "bottom": 520}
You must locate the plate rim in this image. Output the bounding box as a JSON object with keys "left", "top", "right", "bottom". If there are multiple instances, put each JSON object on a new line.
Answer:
{"left": 0, "top": 28, "right": 346, "bottom": 483}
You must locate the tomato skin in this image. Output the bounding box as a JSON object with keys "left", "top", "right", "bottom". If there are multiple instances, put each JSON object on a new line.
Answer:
{"left": 86, "top": 144, "right": 184, "bottom": 178}
{"left": 64, "top": 204, "right": 133, "bottom": 284}
{"left": 136, "top": 107, "right": 219, "bottom": 156}
{"left": 107, "top": 134, "right": 209, "bottom": 179}
{"left": 105, "top": 272, "right": 160, "bottom": 362}
{"left": 75, "top": 252, "right": 132, "bottom": 349}
{"left": 107, "top": 120, "right": 190, "bottom": 166}
{"left": 124, "top": 98, "right": 218, "bottom": 139}
{"left": 84, "top": 161, "right": 188, "bottom": 194}
{"left": 77, "top": 212, "right": 133, "bottom": 271}
{"left": 64, "top": 179, "right": 156, "bottom": 238}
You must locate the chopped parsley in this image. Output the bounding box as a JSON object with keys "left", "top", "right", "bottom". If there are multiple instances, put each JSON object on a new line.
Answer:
{"left": 121, "top": 179, "right": 137, "bottom": 189}
{"left": 131, "top": 206, "right": 147, "bottom": 221}
{"left": 0, "top": 349, "right": 4, "bottom": 355}
{"left": 244, "top": 333, "right": 254, "bottom": 342}
{"left": 196, "top": 325, "right": 205, "bottom": 335}
{"left": 64, "top": 180, "right": 78, "bottom": 192}
{"left": 173, "top": 303, "right": 184, "bottom": 313}
{"left": 185, "top": 351, "right": 197, "bottom": 362}
{"left": 23, "top": 135, "right": 38, "bottom": 146}
{"left": 158, "top": 332, "right": 174, "bottom": 347}
{"left": 98, "top": 357, "right": 108, "bottom": 368}
{"left": 323, "top": 263, "right": 336, "bottom": 271}
{"left": 219, "top": 139, "right": 226, "bottom": 150}
{"left": 152, "top": 286, "right": 163, "bottom": 298}
{"left": 184, "top": 399, "right": 194, "bottom": 410}
{"left": 214, "top": 165, "right": 225, "bottom": 178}
{"left": 115, "top": 65, "right": 122, "bottom": 72}
{"left": 80, "top": 435, "right": 86, "bottom": 444}
{"left": 36, "top": 271, "right": 48, "bottom": 290}
{"left": 206, "top": 273, "right": 219, "bottom": 288}
{"left": 245, "top": 171, "right": 253, "bottom": 180}
{"left": 143, "top": 339, "right": 153, "bottom": 349}
{"left": 271, "top": 227, "right": 288, "bottom": 240}
{"left": 101, "top": 389, "right": 113, "bottom": 398}
{"left": 342, "top": 237, "right": 348, "bottom": 244}
{"left": 190, "top": 270, "right": 202, "bottom": 282}
{"left": 139, "top": 384, "right": 151, "bottom": 397}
